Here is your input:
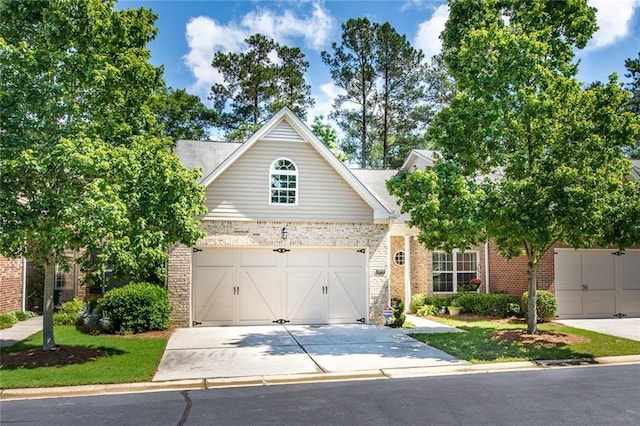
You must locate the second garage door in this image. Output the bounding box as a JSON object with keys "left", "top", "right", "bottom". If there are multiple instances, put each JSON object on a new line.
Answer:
{"left": 555, "top": 249, "right": 640, "bottom": 318}
{"left": 193, "top": 247, "right": 368, "bottom": 326}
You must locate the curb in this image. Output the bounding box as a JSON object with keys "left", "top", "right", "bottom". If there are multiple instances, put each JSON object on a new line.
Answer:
{"left": 3, "top": 355, "right": 639, "bottom": 401}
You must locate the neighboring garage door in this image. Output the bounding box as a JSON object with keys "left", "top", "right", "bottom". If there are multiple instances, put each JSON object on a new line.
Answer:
{"left": 555, "top": 249, "right": 640, "bottom": 318}
{"left": 193, "top": 247, "right": 368, "bottom": 326}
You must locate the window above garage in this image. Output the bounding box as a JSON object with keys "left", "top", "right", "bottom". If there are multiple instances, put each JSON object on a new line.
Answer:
{"left": 270, "top": 158, "right": 298, "bottom": 205}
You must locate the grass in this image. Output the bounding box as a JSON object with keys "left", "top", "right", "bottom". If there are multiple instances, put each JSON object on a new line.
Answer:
{"left": 0, "top": 326, "right": 168, "bottom": 389}
{"left": 411, "top": 316, "right": 640, "bottom": 364}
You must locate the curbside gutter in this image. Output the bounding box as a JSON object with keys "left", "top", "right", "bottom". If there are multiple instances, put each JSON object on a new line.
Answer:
{"left": 3, "top": 355, "right": 639, "bottom": 401}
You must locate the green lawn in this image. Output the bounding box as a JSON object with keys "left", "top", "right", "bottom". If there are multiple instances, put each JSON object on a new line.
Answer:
{"left": 0, "top": 326, "right": 168, "bottom": 389}
{"left": 411, "top": 316, "right": 640, "bottom": 364}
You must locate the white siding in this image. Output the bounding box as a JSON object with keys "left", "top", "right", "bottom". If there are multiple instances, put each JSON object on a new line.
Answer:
{"left": 204, "top": 139, "right": 374, "bottom": 223}
{"left": 261, "top": 119, "right": 304, "bottom": 142}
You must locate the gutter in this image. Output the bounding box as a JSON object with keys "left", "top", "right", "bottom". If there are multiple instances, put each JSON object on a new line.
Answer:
{"left": 484, "top": 242, "right": 490, "bottom": 293}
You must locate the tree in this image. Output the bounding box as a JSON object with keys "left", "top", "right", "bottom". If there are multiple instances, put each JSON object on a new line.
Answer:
{"left": 211, "top": 34, "right": 314, "bottom": 142}
{"left": 322, "top": 19, "right": 450, "bottom": 169}
{"left": 322, "top": 18, "right": 378, "bottom": 168}
{"left": 0, "top": 0, "right": 206, "bottom": 350}
{"left": 624, "top": 51, "right": 640, "bottom": 158}
{"left": 310, "top": 116, "right": 346, "bottom": 161}
{"left": 387, "top": 0, "right": 640, "bottom": 334}
{"left": 153, "top": 87, "right": 217, "bottom": 142}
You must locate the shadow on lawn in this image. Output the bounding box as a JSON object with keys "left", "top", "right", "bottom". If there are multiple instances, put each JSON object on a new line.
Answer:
{"left": 411, "top": 326, "right": 593, "bottom": 362}
{"left": 0, "top": 345, "right": 125, "bottom": 369}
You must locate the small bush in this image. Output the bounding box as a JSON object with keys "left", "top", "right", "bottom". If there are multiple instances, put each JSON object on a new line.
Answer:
{"left": 522, "top": 290, "right": 557, "bottom": 322}
{"left": 390, "top": 298, "right": 406, "bottom": 328}
{"left": 53, "top": 298, "right": 84, "bottom": 326}
{"left": 98, "top": 282, "right": 171, "bottom": 334}
{"left": 0, "top": 313, "right": 16, "bottom": 329}
{"left": 416, "top": 304, "right": 440, "bottom": 317}
{"left": 410, "top": 294, "right": 428, "bottom": 313}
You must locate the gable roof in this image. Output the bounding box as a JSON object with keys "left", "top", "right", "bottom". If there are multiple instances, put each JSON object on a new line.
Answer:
{"left": 198, "top": 108, "right": 391, "bottom": 222}
{"left": 176, "top": 140, "right": 241, "bottom": 184}
{"left": 400, "top": 149, "right": 437, "bottom": 171}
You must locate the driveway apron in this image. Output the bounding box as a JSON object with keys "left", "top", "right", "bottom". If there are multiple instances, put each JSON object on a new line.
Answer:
{"left": 153, "top": 321, "right": 465, "bottom": 382}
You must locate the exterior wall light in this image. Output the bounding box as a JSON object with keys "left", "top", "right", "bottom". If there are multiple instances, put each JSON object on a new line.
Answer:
{"left": 281, "top": 226, "right": 289, "bottom": 240}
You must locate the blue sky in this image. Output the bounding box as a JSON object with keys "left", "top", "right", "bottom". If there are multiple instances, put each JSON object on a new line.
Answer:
{"left": 117, "top": 0, "right": 640, "bottom": 123}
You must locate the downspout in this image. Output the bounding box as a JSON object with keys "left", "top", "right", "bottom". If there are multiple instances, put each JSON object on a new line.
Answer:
{"left": 22, "top": 258, "right": 27, "bottom": 312}
{"left": 484, "top": 242, "right": 490, "bottom": 293}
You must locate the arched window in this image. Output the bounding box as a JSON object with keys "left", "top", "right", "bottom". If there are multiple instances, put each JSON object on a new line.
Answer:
{"left": 393, "top": 250, "right": 405, "bottom": 266}
{"left": 270, "top": 158, "right": 298, "bottom": 205}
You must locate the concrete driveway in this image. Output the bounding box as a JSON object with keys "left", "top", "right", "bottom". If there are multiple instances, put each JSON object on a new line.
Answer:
{"left": 556, "top": 318, "right": 640, "bottom": 342}
{"left": 153, "top": 318, "right": 466, "bottom": 382}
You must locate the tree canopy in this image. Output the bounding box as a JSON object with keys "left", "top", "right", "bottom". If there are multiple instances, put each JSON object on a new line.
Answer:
{"left": 624, "top": 51, "right": 640, "bottom": 158}
{"left": 322, "top": 18, "right": 444, "bottom": 169}
{"left": 210, "top": 33, "right": 314, "bottom": 142}
{"left": 0, "top": 0, "right": 206, "bottom": 349}
{"left": 388, "top": 0, "right": 640, "bottom": 334}
{"left": 153, "top": 87, "right": 217, "bottom": 142}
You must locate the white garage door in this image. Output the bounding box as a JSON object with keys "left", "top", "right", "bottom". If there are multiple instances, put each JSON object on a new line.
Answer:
{"left": 192, "top": 247, "right": 368, "bottom": 326}
{"left": 555, "top": 250, "right": 640, "bottom": 318}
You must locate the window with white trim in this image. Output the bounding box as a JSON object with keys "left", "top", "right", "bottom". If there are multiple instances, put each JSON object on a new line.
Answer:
{"left": 393, "top": 250, "right": 405, "bottom": 266}
{"left": 432, "top": 250, "right": 478, "bottom": 293}
{"left": 270, "top": 158, "right": 297, "bottom": 205}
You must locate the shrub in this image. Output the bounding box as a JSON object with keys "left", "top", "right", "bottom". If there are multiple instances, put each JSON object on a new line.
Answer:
{"left": 410, "top": 293, "right": 428, "bottom": 313}
{"left": 521, "top": 290, "right": 557, "bottom": 322}
{"left": 390, "top": 298, "right": 406, "bottom": 328}
{"left": 98, "top": 282, "right": 171, "bottom": 334}
{"left": 416, "top": 304, "right": 440, "bottom": 317}
{"left": 53, "top": 297, "right": 84, "bottom": 326}
{"left": 0, "top": 313, "right": 16, "bottom": 329}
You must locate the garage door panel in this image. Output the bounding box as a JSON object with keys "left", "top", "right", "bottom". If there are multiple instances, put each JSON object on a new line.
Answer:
{"left": 327, "top": 270, "right": 366, "bottom": 322}
{"left": 555, "top": 291, "right": 585, "bottom": 317}
{"left": 286, "top": 250, "right": 325, "bottom": 267}
{"left": 583, "top": 293, "right": 616, "bottom": 317}
{"left": 195, "top": 249, "right": 234, "bottom": 267}
{"left": 328, "top": 249, "right": 364, "bottom": 267}
{"left": 286, "top": 270, "right": 323, "bottom": 324}
{"left": 555, "top": 252, "right": 582, "bottom": 291}
{"left": 583, "top": 253, "right": 614, "bottom": 290}
{"left": 620, "top": 252, "right": 640, "bottom": 290}
{"left": 238, "top": 269, "right": 282, "bottom": 322}
{"left": 193, "top": 268, "right": 234, "bottom": 323}
{"left": 239, "top": 249, "right": 280, "bottom": 267}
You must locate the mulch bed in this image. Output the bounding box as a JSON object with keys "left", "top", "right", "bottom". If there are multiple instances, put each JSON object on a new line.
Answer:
{"left": 0, "top": 346, "right": 108, "bottom": 368}
{"left": 488, "top": 329, "right": 590, "bottom": 346}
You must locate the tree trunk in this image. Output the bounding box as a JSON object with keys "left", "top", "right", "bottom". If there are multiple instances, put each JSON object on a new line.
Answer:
{"left": 43, "top": 257, "right": 57, "bottom": 351}
{"left": 526, "top": 258, "right": 539, "bottom": 334}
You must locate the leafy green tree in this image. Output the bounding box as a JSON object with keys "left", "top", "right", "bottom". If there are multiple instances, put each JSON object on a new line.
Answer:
{"left": 388, "top": 0, "right": 639, "bottom": 334}
{"left": 322, "top": 18, "right": 378, "bottom": 169}
{"left": 624, "top": 51, "right": 640, "bottom": 158}
{"left": 0, "top": 0, "right": 206, "bottom": 350}
{"left": 154, "top": 87, "right": 217, "bottom": 142}
{"left": 211, "top": 34, "right": 314, "bottom": 142}
{"left": 311, "top": 116, "right": 346, "bottom": 161}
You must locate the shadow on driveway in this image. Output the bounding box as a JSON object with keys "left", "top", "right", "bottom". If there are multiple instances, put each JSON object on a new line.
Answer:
{"left": 153, "top": 322, "right": 467, "bottom": 382}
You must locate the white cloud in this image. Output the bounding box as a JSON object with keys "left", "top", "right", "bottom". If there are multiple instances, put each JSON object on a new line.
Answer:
{"left": 586, "top": 0, "right": 639, "bottom": 50}
{"left": 184, "top": 2, "right": 334, "bottom": 99}
{"left": 308, "top": 82, "right": 345, "bottom": 124}
{"left": 414, "top": 4, "right": 449, "bottom": 60}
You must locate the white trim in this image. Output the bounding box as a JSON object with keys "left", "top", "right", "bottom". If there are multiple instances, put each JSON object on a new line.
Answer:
{"left": 404, "top": 235, "right": 411, "bottom": 314}
{"left": 199, "top": 108, "right": 390, "bottom": 223}
{"left": 268, "top": 157, "right": 298, "bottom": 206}
{"left": 432, "top": 249, "right": 480, "bottom": 293}
{"left": 22, "top": 257, "right": 27, "bottom": 312}
{"left": 484, "top": 242, "right": 490, "bottom": 294}
{"left": 393, "top": 250, "right": 405, "bottom": 266}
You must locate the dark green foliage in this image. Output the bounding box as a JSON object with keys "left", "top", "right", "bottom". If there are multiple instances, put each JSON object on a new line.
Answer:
{"left": 53, "top": 298, "right": 84, "bottom": 326}
{"left": 522, "top": 291, "right": 557, "bottom": 322}
{"left": 390, "top": 297, "right": 405, "bottom": 327}
{"left": 411, "top": 293, "right": 520, "bottom": 318}
{"left": 98, "top": 282, "right": 171, "bottom": 334}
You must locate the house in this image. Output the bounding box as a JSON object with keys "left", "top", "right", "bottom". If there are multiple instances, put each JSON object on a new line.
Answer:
{"left": 170, "top": 108, "right": 639, "bottom": 326}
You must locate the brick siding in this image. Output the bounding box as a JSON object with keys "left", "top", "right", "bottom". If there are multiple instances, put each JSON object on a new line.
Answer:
{"left": 0, "top": 256, "right": 24, "bottom": 313}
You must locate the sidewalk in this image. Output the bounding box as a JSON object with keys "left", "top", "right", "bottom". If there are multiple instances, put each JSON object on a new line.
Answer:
{"left": 0, "top": 316, "right": 42, "bottom": 348}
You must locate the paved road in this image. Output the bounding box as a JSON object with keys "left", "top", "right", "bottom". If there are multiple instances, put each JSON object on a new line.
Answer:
{"left": 2, "top": 364, "right": 639, "bottom": 425}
